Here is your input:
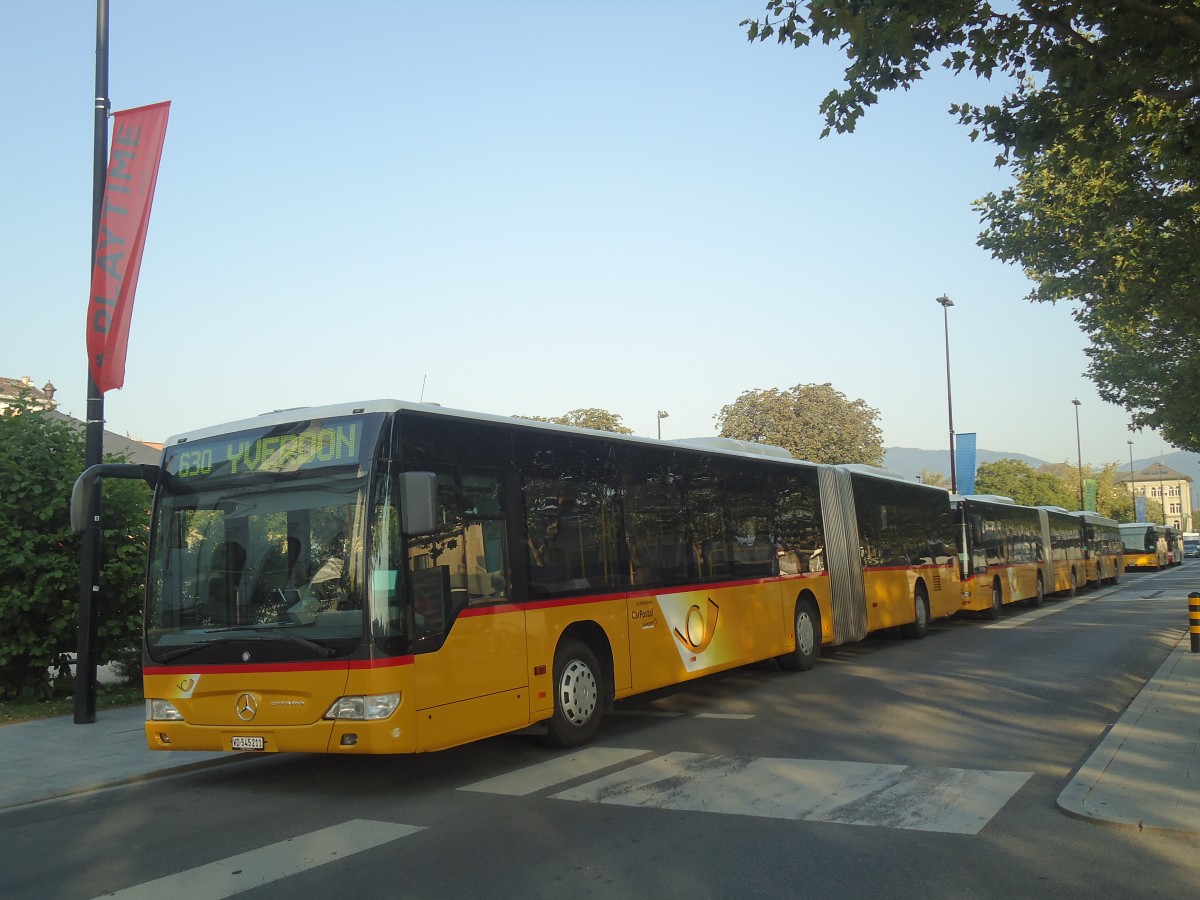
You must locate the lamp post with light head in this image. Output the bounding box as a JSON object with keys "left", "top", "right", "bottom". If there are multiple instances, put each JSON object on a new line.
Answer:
{"left": 936, "top": 295, "right": 956, "bottom": 494}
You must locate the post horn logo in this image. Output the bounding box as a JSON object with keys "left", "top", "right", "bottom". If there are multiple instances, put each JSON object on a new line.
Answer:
{"left": 236, "top": 693, "right": 259, "bottom": 721}
{"left": 673, "top": 598, "right": 720, "bottom": 654}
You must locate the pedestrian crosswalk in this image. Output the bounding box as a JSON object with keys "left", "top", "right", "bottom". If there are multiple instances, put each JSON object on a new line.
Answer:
{"left": 460, "top": 747, "right": 1032, "bottom": 835}
{"left": 99, "top": 746, "right": 1032, "bottom": 898}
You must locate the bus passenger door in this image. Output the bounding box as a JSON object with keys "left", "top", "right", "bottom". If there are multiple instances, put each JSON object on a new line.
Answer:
{"left": 406, "top": 470, "right": 528, "bottom": 750}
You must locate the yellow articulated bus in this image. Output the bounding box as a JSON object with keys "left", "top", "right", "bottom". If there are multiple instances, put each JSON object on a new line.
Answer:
{"left": 1037, "top": 506, "right": 1088, "bottom": 597}
{"left": 74, "top": 401, "right": 960, "bottom": 756}
{"left": 1119, "top": 522, "right": 1169, "bottom": 570}
{"left": 951, "top": 495, "right": 1049, "bottom": 619}
{"left": 1071, "top": 512, "right": 1122, "bottom": 587}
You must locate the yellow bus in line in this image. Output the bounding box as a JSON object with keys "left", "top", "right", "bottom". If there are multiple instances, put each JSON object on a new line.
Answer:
{"left": 1071, "top": 512, "right": 1123, "bottom": 587}
{"left": 1119, "top": 522, "right": 1169, "bottom": 570}
{"left": 951, "top": 494, "right": 1048, "bottom": 619}
{"left": 75, "top": 400, "right": 960, "bottom": 755}
{"left": 1037, "top": 506, "right": 1088, "bottom": 597}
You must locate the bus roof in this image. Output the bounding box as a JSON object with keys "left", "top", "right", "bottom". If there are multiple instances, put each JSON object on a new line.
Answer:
{"left": 1069, "top": 511, "right": 1120, "bottom": 526}
{"left": 952, "top": 494, "right": 1016, "bottom": 505}
{"left": 162, "top": 399, "right": 939, "bottom": 484}
{"left": 164, "top": 399, "right": 811, "bottom": 468}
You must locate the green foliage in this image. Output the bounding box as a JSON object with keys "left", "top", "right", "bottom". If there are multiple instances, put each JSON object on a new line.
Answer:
{"left": 742, "top": 2, "right": 1200, "bottom": 452}
{"left": 0, "top": 397, "right": 150, "bottom": 701}
{"left": 516, "top": 408, "right": 634, "bottom": 434}
{"left": 974, "top": 459, "right": 1073, "bottom": 508}
{"left": 974, "top": 100, "right": 1200, "bottom": 450}
{"left": 974, "top": 458, "right": 1139, "bottom": 520}
{"left": 715, "top": 382, "right": 884, "bottom": 465}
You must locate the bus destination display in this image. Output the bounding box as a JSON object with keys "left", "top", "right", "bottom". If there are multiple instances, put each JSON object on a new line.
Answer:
{"left": 166, "top": 418, "right": 364, "bottom": 481}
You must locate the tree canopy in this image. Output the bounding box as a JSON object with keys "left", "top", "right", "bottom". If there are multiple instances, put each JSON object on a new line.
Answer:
{"left": 742, "top": 1, "right": 1200, "bottom": 451}
{"left": 973, "top": 457, "right": 1140, "bottom": 520}
{"left": 716, "top": 382, "right": 884, "bottom": 464}
{"left": 0, "top": 398, "right": 149, "bottom": 700}
{"left": 517, "top": 408, "right": 634, "bottom": 434}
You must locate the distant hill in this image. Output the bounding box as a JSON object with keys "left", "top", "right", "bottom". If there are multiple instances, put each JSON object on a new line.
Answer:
{"left": 883, "top": 446, "right": 1200, "bottom": 487}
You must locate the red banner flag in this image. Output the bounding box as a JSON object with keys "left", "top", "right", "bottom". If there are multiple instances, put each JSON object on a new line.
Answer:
{"left": 86, "top": 101, "right": 170, "bottom": 393}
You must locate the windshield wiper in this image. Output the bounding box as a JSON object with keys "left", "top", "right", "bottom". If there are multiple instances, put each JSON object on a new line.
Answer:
{"left": 201, "top": 624, "right": 338, "bottom": 658}
{"left": 154, "top": 643, "right": 209, "bottom": 663}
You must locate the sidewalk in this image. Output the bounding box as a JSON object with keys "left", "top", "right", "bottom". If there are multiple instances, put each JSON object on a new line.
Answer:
{"left": 2, "top": 639, "right": 1199, "bottom": 830}
{"left": 0, "top": 705, "right": 235, "bottom": 809}
{"left": 1058, "top": 631, "right": 1200, "bottom": 832}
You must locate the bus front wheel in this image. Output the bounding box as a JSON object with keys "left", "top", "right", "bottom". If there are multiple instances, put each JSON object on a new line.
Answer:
{"left": 542, "top": 639, "right": 604, "bottom": 748}
{"left": 983, "top": 581, "right": 1002, "bottom": 621}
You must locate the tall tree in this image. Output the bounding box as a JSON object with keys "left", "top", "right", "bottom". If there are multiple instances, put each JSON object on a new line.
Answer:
{"left": 742, "top": 2, "right": 1200, "bottom": 451}
{"left": 0, "top": 398, "right": 149, "bottom": 700}
{"left": 716, "top": 382, "right": 884, "bottom": 465}
{"left": 973, "top": 458, "right": 1073, "bottom": 508}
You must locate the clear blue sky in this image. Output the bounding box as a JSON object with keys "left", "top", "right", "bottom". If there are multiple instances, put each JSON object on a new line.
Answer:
{"left": 3, "top": 1, "right": 1163, "bottom": 469}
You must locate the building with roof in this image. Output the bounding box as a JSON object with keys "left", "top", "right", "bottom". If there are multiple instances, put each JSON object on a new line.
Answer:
{"left": 1, "top": 374, "right": 161, "bottom": 465}
{"left": 1116, "top": 461, "right": 1193, "bottom": 531}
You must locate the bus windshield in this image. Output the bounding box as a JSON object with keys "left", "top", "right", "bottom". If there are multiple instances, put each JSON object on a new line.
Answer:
{"left": 144, "top": 472, "right": 362, "bottom": 662}
{"left": 146, "top": 464, "right": 370, "bottom": 664}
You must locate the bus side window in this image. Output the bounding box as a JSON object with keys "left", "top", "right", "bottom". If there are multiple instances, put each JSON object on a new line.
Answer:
{"left": 404, "top": 469, "right": 509, "bottom": 648}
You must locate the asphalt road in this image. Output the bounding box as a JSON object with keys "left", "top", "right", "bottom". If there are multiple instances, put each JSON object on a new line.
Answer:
{"left": 3, "top": 565, "right": 1199, "bottom": 900}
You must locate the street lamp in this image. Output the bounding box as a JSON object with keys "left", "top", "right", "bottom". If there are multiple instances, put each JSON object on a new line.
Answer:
{"left": 657, "top": 410, "right": 669, "bottom": 440}
{"left": 936, "top": 295, "right": 956, "bottom": 493}
{"left": 1072, "top": 399, "right": 1084, "bottom": 509}
{"left": 1127, "top": 440, "right": 1135, "bottom": 477}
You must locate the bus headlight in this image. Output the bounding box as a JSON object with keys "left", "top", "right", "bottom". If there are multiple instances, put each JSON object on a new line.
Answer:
{"left": 147, "top": 699, "right": 185, "bottom": 721}
{"left": 324, "top": 692, "right": 401, "bottom": 721}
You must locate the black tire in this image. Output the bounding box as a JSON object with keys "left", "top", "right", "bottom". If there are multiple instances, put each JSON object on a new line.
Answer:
{"left": 778, "top": 597, "right": 820, "bottom": 671}
{"left": 542, "top": 639, "right": 604, "bottom": 748}
{"left": 1029, "top": 573, "right": 1045, "bottom": 607}
{"left": 983, "top": 580, "right": 1002, "bottom": 621}
{"left": 900, "top": 585, "right": 930, "bottom": 639}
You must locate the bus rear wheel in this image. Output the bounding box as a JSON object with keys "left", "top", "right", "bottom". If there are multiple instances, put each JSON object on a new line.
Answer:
{"left": 900, "top": 586, "right": 930, "bottom": 639}
{"left": 1029, "top": 574, "right": 1044, "bottom": 607}
{"left": 542, "top": 639, "right": 604, "bottom": 748}
{"left": 778, "top": 597, "right": 820, "bottom": 671}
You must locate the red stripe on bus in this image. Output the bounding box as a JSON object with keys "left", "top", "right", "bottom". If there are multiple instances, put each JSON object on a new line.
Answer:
{"left": 144, "top": 656, "right": 414, "bottom": 677}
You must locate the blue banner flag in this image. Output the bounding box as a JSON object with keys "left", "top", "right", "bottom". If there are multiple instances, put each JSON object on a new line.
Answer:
{"left": 955, "top": 433, "right": 977, "bottom": 495}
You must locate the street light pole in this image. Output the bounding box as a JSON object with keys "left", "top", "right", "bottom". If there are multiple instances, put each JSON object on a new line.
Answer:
{"left": 936, "top": 295, "right": 956, "bottom": 493}
{"left": 657, "top": 410, "right": 669, "bottom": 440}
{"left": 1072, "top": 399, "right": 1084, "bottom": 509}
{"left": 1127, "top": 440, "right": 1135, "bottom": 513}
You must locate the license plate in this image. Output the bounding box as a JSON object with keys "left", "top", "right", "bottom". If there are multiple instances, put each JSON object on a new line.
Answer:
{"left": 231, "top": 736, "right": 265, "bottom": 751}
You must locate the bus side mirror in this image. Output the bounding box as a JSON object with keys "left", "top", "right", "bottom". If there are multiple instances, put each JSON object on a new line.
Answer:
{"left": 70, "top": 463, "right": 161, "bottom": 533}
{"left": 400, "top": 472, "right": 437, "bottom": 535}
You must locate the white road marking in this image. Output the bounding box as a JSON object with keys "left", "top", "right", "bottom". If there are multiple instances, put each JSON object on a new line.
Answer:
{"left": 611, "top": 708, "right": 686, "bottom": 717}
{"left": 96, "top": 819, "right": 423, "bottom": 900}
{"left": 553, "top": 751, "right": 1031, "bottom": 835}
{"left": 987, "top": 595, "right": 1094, "bottom": 628}
{"left": 694, "top": 713, "right": 755, "bottom": 720}
{"left": 458, "top": 746, "right": 649, "bottom": 796}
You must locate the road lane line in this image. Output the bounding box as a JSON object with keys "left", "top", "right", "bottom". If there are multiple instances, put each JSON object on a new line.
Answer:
{"left": 96, "top": 819, "right": 423, "bottom": 900}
